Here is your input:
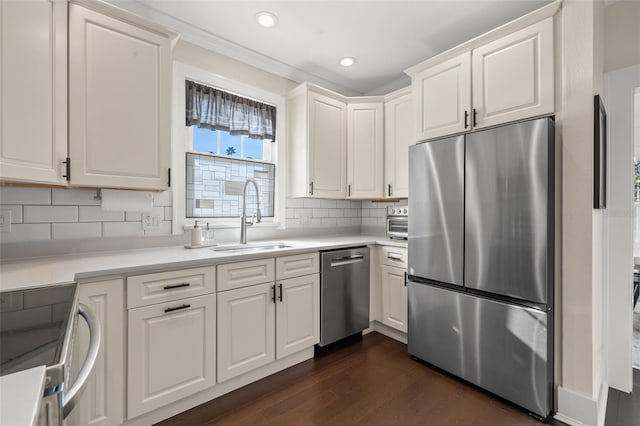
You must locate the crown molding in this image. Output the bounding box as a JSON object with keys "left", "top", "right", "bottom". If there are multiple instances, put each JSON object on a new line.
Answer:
{"left": 105, "top": 0, "right": 361, "bottom": 96}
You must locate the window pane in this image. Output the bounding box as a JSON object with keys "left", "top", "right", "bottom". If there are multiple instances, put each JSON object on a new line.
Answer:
{"left": 193, "top": 127, "right": 217, "bottom": 153}
{"left": 244, "top": 138, "right": 264, "bottom": 160}
{"left": 220, "top": 132, "right": 241, "bottom": 157}
{"left": 186, "top": 152, "right": 275, "bottom": 218}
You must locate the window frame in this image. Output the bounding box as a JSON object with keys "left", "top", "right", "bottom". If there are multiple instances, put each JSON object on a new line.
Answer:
{"left": 172, "top": 62, "right": 286, "bottom": 232}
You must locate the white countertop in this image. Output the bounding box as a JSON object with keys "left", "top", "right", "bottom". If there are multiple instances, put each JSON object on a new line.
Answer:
{"left": 0, "top": 235, "right": 407, "bottom": 291}
{"left": 0, "top": 365, "right": 46, "bottom": 426}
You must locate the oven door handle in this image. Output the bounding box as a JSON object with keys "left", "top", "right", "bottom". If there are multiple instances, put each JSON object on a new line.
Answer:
{"left": 62, "top": 303, "right": 102, "bottom": 419}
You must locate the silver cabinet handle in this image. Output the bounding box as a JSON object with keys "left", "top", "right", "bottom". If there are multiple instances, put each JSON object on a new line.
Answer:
{"left": 63, "top": 303, "right": 101, "bottom": 419}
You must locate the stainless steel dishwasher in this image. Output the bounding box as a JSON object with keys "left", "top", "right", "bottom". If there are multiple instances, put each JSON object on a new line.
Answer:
{"left": 319, "top": 246, "right": 370, "bottom": 347}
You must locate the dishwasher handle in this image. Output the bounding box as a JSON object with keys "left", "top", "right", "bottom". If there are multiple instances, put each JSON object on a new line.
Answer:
{"left": 330, "top": 254, "right": 365, "bottom": 267}
{"left": 63, "top": 303, "right": 101, "bottom": 419}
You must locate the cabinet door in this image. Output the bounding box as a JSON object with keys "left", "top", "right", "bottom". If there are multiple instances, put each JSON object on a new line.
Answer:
{"left": 472, "top": 18, "right": 554, "bottom": 129}
{"left": 380, "top": 265, "right": 407, "bottom": 333}
{"left": 276, "top": 274, "right": 320, "bottom": 358}
{"left": 413, "top": 52, "right": 471, "bottom": 141}
{"left": 384, "top": 92, "right": 414, "bottom": 198}
{"left": 217, "top": 283, "right": 275, "bottom": 382}
{"left": 68, "top": 4, "right": 171, "bottom": 190}
{"left": 70, "top": 279, "right": 124, "bottom": 426}
{"left": 0, "top": 0, "right": 67, "bottom": 185}
{"left": 128, "top": 294, "right": 216, "bottom": 419}
{"left": 347, "top": 102, "right": 384, "bottom": 199}
{"left": 308, "top": 91, "right": 347, "bottom": 198}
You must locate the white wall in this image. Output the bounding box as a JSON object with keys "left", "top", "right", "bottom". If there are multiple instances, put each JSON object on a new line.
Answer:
{"left": 605, "top": 64, "right": 640, "bottom": 393}
{"left": 557, "top": 0, "right": 608, "bottom": 424}
{"left": 604, "top": 0, "right": 640, "bottom": 73}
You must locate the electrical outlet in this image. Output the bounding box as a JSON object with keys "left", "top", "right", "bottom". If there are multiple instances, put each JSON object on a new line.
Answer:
{"left": 142, "top": 214, "right": 161, "bottom": 232}
{"left": 0, "top": 209, "right": 12, "bottom": 233}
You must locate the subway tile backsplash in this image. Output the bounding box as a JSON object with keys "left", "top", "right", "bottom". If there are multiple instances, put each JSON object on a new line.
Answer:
{"left": 0, "top": 186, "right": 400, "bottom": 244}
{"left": 0, "top": 187, "right": 173, "bottom": 243}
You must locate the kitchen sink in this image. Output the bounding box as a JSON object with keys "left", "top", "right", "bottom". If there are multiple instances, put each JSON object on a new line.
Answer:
{"left": 211, "top": 243, "right": 292, "bottom": 254}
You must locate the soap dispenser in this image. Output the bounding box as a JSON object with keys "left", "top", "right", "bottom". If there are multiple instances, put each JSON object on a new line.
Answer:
{"left": 191, "top": 220, "right": 203, "bottom": 246}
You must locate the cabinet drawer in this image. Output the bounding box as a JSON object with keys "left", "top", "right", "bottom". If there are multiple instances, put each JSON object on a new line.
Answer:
{"left": 217, "top": 258, "right": 275, "bottom": 292}
{"left": 127, "top": 266, "right": 215, "bottom": 309}
{"left": 276, "top": 252, "right": 319, "bottom": 280}
{"left": 381, "top": 246, "right": 408, "bottom": 269}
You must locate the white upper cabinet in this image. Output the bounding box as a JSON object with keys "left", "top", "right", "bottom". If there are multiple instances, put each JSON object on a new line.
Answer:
{"left": 288, "top": 86, "right": 348, "bottom": 198}
{"left": 68, "top": 2, "right": 175, "bottom": 190}
{"left": 413, "top": 52, "right": 472, "bottom": 141}
{"left": 410, "top": 17, "right": 554, "bottom": 140}
{"left": 472, "top": 18, "right": 554, "bottom": 129}
{"left": 347, "top": 102, "right": 384, "bottom": 199}
{"left": 384, "top": 89, "right": 413, "bottom": 198}
{"left": 0, "top": 0, "right": 68, "bottom": 185}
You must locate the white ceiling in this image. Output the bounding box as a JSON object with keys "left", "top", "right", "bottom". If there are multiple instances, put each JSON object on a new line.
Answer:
{"left": 108, "top": 0, "right": 553, "bottom": 95}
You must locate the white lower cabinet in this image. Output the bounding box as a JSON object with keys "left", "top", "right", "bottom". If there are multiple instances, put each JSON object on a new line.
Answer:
{"left": 218, "top": 254, "right": 320, "bottom": 383}
{"left": 276, "top": 274, "right": 320, "bottom": 358}
{"left": 380, "top": 265, "right": 408, "bottom": 333}
{"left": 217, "top": 283, "right": 276, "bottom": 382}
{"left": 67, "top": 279, "right": 124, "bottom": 426}
{"left": 127, "top": 293, "right": 216, "bottom": 419}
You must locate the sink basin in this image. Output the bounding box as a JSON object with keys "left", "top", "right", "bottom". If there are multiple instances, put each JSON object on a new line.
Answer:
{"left": 211, "top": 243, "right": 292, "bottom": 254}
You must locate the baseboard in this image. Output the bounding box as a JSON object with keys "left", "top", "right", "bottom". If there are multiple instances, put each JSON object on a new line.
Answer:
{"left": 369, "top": 321, "right": 407, "bottom": 344}
{"left": 555, "top": 381, "right": 609, "bottom": 426}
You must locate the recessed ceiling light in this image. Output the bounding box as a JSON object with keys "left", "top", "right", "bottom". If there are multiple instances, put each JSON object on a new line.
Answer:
{"left": 339, "top": 57, "right": 356, "bottom": 67}
{"left": 256, "top": 11, "right": 278, "bottom": 28}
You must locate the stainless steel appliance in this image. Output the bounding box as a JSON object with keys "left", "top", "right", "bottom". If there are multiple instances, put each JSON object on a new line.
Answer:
{"left": 407, "top": 117, "right": 554, "bottom": 418}
{"left": 319, "top": 247, "right": 370, "bottom": 346}
{"left": 386, "top": 206, "right": 409, "bottom": 239}
{"left": 0, "top": 283, "right": 101, "bottom": 425}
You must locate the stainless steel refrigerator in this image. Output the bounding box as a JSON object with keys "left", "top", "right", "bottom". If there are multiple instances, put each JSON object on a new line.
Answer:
{"left": 407, "top": 117, "right": 554, "bottom": 418}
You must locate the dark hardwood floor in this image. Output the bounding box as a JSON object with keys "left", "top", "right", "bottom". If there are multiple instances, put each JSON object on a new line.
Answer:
{"left": 157, "top": 332, "right": 561, "bottom": 426}
{"left": 605, "top": 368, "right": 640, "bottom": 426}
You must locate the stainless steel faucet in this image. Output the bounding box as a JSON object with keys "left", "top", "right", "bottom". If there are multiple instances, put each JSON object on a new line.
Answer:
{"left": 240, "top": 178, "right": 262, "bottom": 244}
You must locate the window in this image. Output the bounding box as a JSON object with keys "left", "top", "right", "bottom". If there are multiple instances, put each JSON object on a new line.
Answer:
{"left": 172, "top": 62, "right": 286, "bottom": 231}
{"left": 184, "top": 79, "right": 278, "bottom": 221}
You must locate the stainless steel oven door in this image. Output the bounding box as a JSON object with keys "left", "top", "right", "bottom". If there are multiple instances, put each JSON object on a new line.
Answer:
{"left": 38, "top": 303, "right": 101, "bottom": 426}
{"left": 386, "top": 217, "right": 408, "bottom": 239}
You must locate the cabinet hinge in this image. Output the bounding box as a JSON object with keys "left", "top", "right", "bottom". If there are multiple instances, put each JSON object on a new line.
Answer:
{"left": 168, "top": 168, "right": 171, "bottom": 187}
{"left": 62, "top": 157, "right": 71, "bottom": 181}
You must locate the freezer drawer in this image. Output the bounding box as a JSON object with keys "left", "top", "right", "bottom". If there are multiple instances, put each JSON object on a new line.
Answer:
{"left": 408, "top": 281, "right": 553, "bottom": 418}
{"left": 319, "top": 247, "right": 370, "bottom": 346}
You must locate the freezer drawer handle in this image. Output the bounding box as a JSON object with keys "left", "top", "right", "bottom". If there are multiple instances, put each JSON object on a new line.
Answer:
{"left": 164, "top": 304, "right": 191, "bottom": 313}
{"left": 163, "top": 282, "right": 190, "bottom": 290}
{"left": 330, "top": 255, "right": 364, "bottom": 267}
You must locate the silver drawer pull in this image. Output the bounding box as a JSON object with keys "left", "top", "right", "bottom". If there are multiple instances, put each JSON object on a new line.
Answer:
{"left": 163, "top": 282, "right": 190, "bottom": 290}
{"left": 387, "top": 253, "right": 403, "bottom": 260}
{"left": 164, "top": 304, "right": 191, "bottom": 313}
